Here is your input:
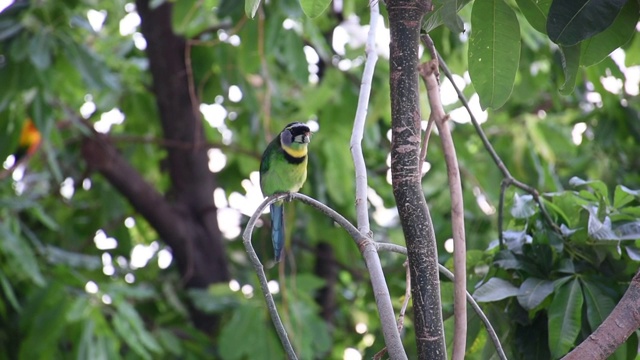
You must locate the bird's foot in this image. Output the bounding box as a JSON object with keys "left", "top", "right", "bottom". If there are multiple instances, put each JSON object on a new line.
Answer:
{"left": 285, "top": 192, "right": 294, "bottom": 202}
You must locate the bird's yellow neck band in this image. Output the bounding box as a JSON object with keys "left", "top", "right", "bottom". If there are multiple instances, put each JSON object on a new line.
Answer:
{"left": 282, "top": 143, "right": 307, "bottom": 158}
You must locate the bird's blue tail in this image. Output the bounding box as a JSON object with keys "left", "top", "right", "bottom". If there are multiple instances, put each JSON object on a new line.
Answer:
{"left": 270, "top": 202, "right": 285, "bottom": 262}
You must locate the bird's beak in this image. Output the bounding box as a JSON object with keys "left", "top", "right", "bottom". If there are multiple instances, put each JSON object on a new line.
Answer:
{"left": 303, "top": 133, "right": 311, "bottom": 143}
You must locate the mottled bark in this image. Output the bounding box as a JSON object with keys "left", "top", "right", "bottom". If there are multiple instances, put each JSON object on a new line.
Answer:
{"left": 82, "top": 0, "right": 230, "bottom": 334}
{"left": 386, "top": 0, "right": 446, "bottom": 358}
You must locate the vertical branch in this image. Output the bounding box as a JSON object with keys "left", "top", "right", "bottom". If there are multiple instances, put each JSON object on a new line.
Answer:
{"left": 386, "top": 0, "right": 446, "bottom": 358}
{"left": 350, "top": 0, "right": 378, "bottom": 236}
{"left": 419, "top": 58, "right": 467, "bottom": 360}
{"left": 350, "top": 3, "right": 407, "bottom": 359}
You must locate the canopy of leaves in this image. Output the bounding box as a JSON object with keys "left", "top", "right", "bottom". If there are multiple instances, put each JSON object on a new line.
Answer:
{"left": 0, "top": 0, "right": 639, "bottom": 358}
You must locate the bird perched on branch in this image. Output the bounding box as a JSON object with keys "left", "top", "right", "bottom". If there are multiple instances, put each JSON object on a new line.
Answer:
{"left": 14, "top": 119, "right": 42, "bottom": 162}
{"left": 259, "top": 122, "right": 311, "bottom": 262}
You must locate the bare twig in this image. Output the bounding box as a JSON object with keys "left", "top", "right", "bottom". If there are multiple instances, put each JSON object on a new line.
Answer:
{"left": 377, "top": 243, "right": 508, "bottom": 360}
{"left": 397, "top": 260, "right": 411, "bottom": 332}
{"left": 373, "top": 261, "right": 412, "bottom": 360}
{"left": 418, "top": 54, "right": 467, "bottom": 360}
{"left": 418, "top": 114, "right": 435, "bottom": 176}
{"left": 243, "top": 193, "right": 404, "bottom": 359}
{"left": 348, "top": 2, "right": 407, "bottom": 358}
{"left": 432, "top": 41, "right": 561, "bottom": 237}
{"left": 350, "top": 0, "right": 378, "bottom": 236}
{"left": 498, "top": 179, "right": 509, "bottom": 248}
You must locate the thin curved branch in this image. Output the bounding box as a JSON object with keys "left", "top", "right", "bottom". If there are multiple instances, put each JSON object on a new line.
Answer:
{"left": 350, "top": 0, "right": 378, "bottom": 237}
{"left": 243, "top": 193, "right": 403, "bottom": 359}
{"left": 419, "top": 49, "right": 467, "bottom": 359}
{"left": 376, "top": 243, "right": 508, "bottom": 360}
{"left": 433, "top": 43, "right": 561, "bottom": 236}
{"left": 243, "top": 193, "right": 299, "bottom": 360}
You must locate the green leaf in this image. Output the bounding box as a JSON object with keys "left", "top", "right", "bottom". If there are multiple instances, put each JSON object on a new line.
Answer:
{"left": 28, "top": 31, "right": 53, "bottom": 70}
{"left": 288, "top": 300, "right": 332, "bottom": 358}
{"left": 586, "top": 206, "right": 617, "bottom": 240}
{"left": 546, "top": 0, "right": 627, "bottom": 46}
{"left": 44, "top": 245, "right": 102, "bottom": 270}
{"left": 615, "top": 221, "right": 640, "bottom": 241}
{"left": 0, "top": 222, "right": 45, "bottom": 286}
{"left": 580, "top": 0, "right": 639, "bottom": 67}
{"left": 59, "top": 34, "right": 120, "bottom": 91}
{"left": 515, "top": 0, "right": 552, "bottom": 34}
{"left": 114, "top": 300, "right": 163, "bottom": 356}
{"left": 580, "top": 279, "right": 615, "bottom": 331}
{"left": 548, "top": 278, "right": 584, "bottom": 358}
{"left": 113, "top": 313, "right": 152, "bottom": 360}
{"left": 0, "top": 17, "right": 23, "bottom": 41}
{"left": 219, "top": 303, "right": 285, "bottom": 359}
{"left": 473, "top": 277, "right": 520, "bottom": 302}
{"left": 0, "top": 271, "right": 21, "bottom": 312}
{"left": 558, "top": 43, "right": 581, "bottom": 95}
{"left": 188, "top": 284, "right": 242, "bottom": 313}
{"left": 569, "top": 176, "right": 609, "bottom": 199}
{"left": 245, "top": 0, "right": 261, "bottom": 18}
{"left": 321, "top": 140, "right": 354, "bottom": 207}
{"left": 517, "top": 277, "right": 554, "bottom": 310}
{"left": 422, "top": 0, "right": 473, "bottom": 33}
{"left": 299, "top": 0, "right": 331, "bottom": 18}
{"left": 172, "top": 0, "right": 221, "bottom": 37}
{"left": 511, "top": 193, "right": 536, "bottom": 219}
{"left": 614, "top": 185, "right": 640, "bottom": 209}
{"left": 469, "top": 0, "right": 521, "bottom": 109}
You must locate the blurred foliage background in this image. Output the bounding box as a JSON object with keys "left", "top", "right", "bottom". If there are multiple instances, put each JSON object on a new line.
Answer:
{"left": 0, "top": 0, "right": 639, "bottom": 358}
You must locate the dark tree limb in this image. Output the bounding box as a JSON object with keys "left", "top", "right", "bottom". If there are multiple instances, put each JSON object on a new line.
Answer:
{"left": 563, "top": 270, "right": 640, "bottom": 359}
{"left": 386, "top": 0, "right": 446, "bottom": 359}
{"left": 81, "top": 0, "right": 230, "bottom": 334}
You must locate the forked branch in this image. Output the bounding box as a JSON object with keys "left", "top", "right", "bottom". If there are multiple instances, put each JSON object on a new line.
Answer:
{"left": 243, "top": 193, "right": 403, "bottom": 360}
{"left": 428, "top": 39, "right": 561, "bottom": 246}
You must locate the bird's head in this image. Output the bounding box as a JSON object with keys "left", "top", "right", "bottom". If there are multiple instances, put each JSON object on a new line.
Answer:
{"left": 280, "top": 122, "right": 311, "bottom": 147}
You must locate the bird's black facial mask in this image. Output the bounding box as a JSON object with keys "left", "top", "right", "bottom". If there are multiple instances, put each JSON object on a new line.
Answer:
{"left": 281, "top": 123, "right": 311, "bottom": 146}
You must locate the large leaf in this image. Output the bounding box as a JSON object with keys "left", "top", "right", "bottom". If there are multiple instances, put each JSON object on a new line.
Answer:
{"left": 517, "top": 277, "right": 554, "bottom": 310}
{"left": 219, "top": 303, "right": 285, "bottom": 359}
{"left": 469, "top": 0, "right": 521, "bottom": 109}
{"left": 515, "top": 0, "right": 552, "bottom": 34}
{"left": 28, "top": 30, "right": 54, "bottom": 70}
{"left": 473, "top": 277, "right": 520, "bottom": 302}
{"left": 558, "top": 43, "right": 581, "bottom": 95}
{"left": 299, "top": 0, "right": 331, "bottom": 18}
{"left": 580, "top": 279, "right": 615, "bottom": 331}
{"left": 548, "top": 278, "right": 584, "bottom": 358}
{"left": 245, "top": 0, "right": 261, "bottom": 18}
{"left": 569, "top": 176, "right": 609, "bottom": 202}
{"left": 422, "top": 0, "right": 473, "bottom": 33}
{"left": 580, "top": 0, "right": 640, "bottom": 67}
{"left": 546, "top": 0, "right": 627, "bottom": 46}
{"left": 614, "top": 185, "right": 640, "bottom": 209}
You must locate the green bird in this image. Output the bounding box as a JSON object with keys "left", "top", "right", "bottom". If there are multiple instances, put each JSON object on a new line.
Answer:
{"left": 259, "top": 122, "right": 311, "bottom": 262}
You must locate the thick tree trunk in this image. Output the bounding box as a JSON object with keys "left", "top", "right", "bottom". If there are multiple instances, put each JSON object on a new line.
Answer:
{"left": 82, "top": 0, "right": 230, "bottom": 334}
{"left": 386, "top": 0, "right": 446, "bottom": 358}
